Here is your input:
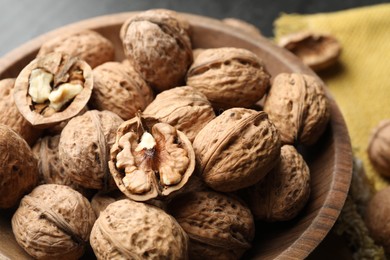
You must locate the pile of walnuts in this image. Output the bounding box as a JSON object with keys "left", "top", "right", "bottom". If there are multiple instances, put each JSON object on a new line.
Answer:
{"left": 0, "top": 9, "right": 330, "bottom": 259}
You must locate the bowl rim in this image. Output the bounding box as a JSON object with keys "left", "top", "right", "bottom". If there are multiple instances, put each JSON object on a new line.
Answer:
{"left": 0, "top": 11, "right": 353, "bottom": 260}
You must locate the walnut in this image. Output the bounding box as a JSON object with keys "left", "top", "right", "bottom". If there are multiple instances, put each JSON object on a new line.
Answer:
{"left": 263, "top": 73, "right": 330, "bottom": 146}
{"left": 90, "top": 199, "right": 188, "bottom": 259}
{"left": 90, "top": 190, "right": 126, "bottom": 218}
{"left": 0, "top": 125, "right": 38, "bottom": 208}
{"left": 37, "top": 30, "right": 115, "bottom": 68}
{"left": 13, "top": 52, "right": 93, "bottom": 128}
{"left": 168, "top": 191, "right": 255, "bottom": 260}
{"left": 109, "top": 114, "right": 195, "bottom": 202}
{"left": 278, "top": 31, "right": 341, "bottom": 72}
{"left": 193, "top": 108, "right": 281, "bottom": 192}
{"left": 143, "top": 86, "right": 216, "bottom": 142}
{"left": 365, "top": 187, "right": 390, "bottom": 254}
{"left": 121, "top": 9, "right": 193, "bottom": 92}
{"left": 0, "top": 78, "right": 42, "bottom": 146}
{"left": 245, "top": 145, "right": 311, "bottom": 221}
{"left": 186, "top": 47, "right": 270, "bottom": 109}
{"left": 367, "top": 119, "right": 390, "bottom": 177}
{"left": 88, "top": 61, "right": 154, "bottom": 120}
{"left": 59, "top": 110, "right": 123, "bottom": 190}
{"left": 222, "top": 18, "right": 261, "bottom": 36}
{"left": 11, "top": 184, "right": 96, "bottom": 259}
{"left": 32, "top": 134, "right": 92, "bottom": 197}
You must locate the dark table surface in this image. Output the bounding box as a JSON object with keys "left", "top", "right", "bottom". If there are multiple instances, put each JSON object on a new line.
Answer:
{"left": 0, "top": 0, "right": 389, "bottom": 57}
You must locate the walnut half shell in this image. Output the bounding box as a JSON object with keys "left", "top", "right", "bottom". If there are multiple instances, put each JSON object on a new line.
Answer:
{"left": 109, "top": 115, "right": 195, "bottom": 201}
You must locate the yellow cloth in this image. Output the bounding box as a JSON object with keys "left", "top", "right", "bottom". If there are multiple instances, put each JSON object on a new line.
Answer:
{"left": 274, "top": 4, "right": 390, "bottom": 191}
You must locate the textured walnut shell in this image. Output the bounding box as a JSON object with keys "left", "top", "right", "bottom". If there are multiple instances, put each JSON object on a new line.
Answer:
{"left": 193, "top": 108, "right": 281, "bottom": 192}
{"left": 0, "top": 125, "right": 38, "bottom": 208}
{"left": 186, "top": 47, "right": 270, "bottom": 109}
{"left": 90, "top": 199, "right": 188, "bottom": 259}
{"left": 109, "top": 115, "right": 196, "bottom": 202}
{"left": 367, "top": 119, "right": 390, "bottom": 177}
{"left": 32, "top": 134, "right": 92, "bottom": 197}
{"left": 13, "top": 52, "right": 93, "bottom": 128}
{"left": 169, "top": 191, "right": 255, "bottom": 260}
{"left": 278, "top": 31, "right": 341, "bottom": 72}
{"left": 222, "top": 18, "right": 261, "bottom": 36}
{"left": 365, "top": 187, "right": 390, "bottom": 254}
{"left": 246, "top": 145, "right": 311, "bottom": 221}
{"left": 90, "top": 190, "right": 126, "bottom": 218}
{"left": 89, "top": 61, "right": 154, "bottom": 120}
{"left": 11, "top": 184, "right": 96, "bottom": 259}
{"left": 0, "top": 78, "right": 42, "bottom": 146}
{"left": 37, "top": 30, "right": 115, "bottom": 68}
{"left": 263, "top": 73, "right": 330, "bottom": 146}
{"left": 59, "top": 110, "right": 123, "bottom": 190}
{"left": 143, "top": 86, "right": 215, "bottom": 142}
{"left": 121, "top": 9, "right": 193, "bottom": 92}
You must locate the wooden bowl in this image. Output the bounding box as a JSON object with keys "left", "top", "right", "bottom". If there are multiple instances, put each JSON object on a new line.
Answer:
{"left": 0, "top": 12, "right": 352, "bottom": 259}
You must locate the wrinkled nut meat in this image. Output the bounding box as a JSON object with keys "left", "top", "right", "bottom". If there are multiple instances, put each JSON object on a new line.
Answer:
{"left": 12, "top": 184, "right": 96, "bottom": 259}
{"left": 263, "top": 73, "right": 330, "bottom": 146}
{"left": 246, "top": 145, "right": 311, "bottom": 222}
{"left": 90, "top": 199, "right": 188, "bottom": 259}
{"left": 37, "top": 30, "right": 115, "bottom": 69}
{"left": 0, "top": 125, "right": 38, "bottom": 208}
{"left": 143, "top": 86, "right": 216, "bottom": 142}
{"left": 222, "top": 18, "right": 261, "bottom": 36}
{"left": 109, "top": 115, "right": 195, "bottom": 201}
{"left": 169, "top": 191, "right": 255, "bottom": 260}
{"left": 186, "top": 47, "right": 270, "bottom": 109}
{"left": 89, "top": 61, "right": 154, "bottom": 120}
{"left": 0, "top": 78, "right": 42, "bottom": 145}
{"left": 59, "top": 110, "right": 123, "bottom": 190}
{"left": 193, "top": 108, "right": 281, "bottom": 192}
{"left": 367, "top": 119, "right": 390, "bottom": 178}
{"left": 13, "top": 52, "right": 93, "bottom": 128}
{"left": 278, "top": 31, "right": 341, "bottom": 71}
{"left": 121, "top": 9, "right": 193, "bottom": 92}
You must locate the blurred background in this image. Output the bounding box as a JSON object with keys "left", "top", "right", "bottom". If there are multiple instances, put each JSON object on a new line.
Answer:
{"left": 0, "top": 0, "right": 388, "bottom": 57}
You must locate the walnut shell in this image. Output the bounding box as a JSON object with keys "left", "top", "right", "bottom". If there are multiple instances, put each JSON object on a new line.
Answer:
{"left": 0, "top": 125, "right": 38, "bottom": 208}
{"left": 168, "top": 191, "right": 255, "bottom": 260}
{"left": 246, "top": 145, "right": 311, "bottom": 221}
{"left": 59, "top": 110, "right": 123, "bottom": 190}
{"left": 37, "top": 30, "right": 115, "bottom": 68}
{"left": 278, "top": 31, "right": 341, "bottom": 72}
{"left": 186, "top": 47, "right": 270, "bottom": 109}
{"left": 90, "top": 199, "right": 188, "bottom": 259}
{"left": 367, "top": 119, "right": 390, "bottom": 177}
{"left": 263, "top": 73, "right": 330, "bottom": 146}
{"left": 143, "top": 86, "right": 216, "bottom": 142}
{"left": 121, "top": 9, "right": 193, "bottom": 92}
{"left": 193, "top": 108, "right": 281, "bottom": 192}
{"left": 90, "top": 190, "right": 126, "bottom": 218}
{"left": 13, "top": 52, "right": 93, "bottom": 128}
{"left": 0, "top": 78, "right": 42, "bottom": 146}
{"left": 11, "top": 184, "right": 96, "bottom": 259}
{"left": 89, "top": 61, "right": 154, "bottom": 120}
{"left": 109, "top": 115, "right": 196, "bottom": 202}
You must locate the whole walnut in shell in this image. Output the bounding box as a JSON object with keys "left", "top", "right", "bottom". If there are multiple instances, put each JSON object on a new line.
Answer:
{"left": 0, "top": 78, "right": 42, "bottom": 146}
{"left": 169, "top": 191, "right": 255, "bottom": 260}
{"left": 193, "top": 108, "right": 281, "bottom": 192}
{"left": 143, "top": 86, "right": 216, "bottom": 142}
{"left": 90, "top": 199, "right": 188, "bottom": 259}
{"left": 367, "top": 119, "right": 390, "bottom": 178}
{"left": 263, "top": 73, "right": 330, "bottom": 146}
{"left": 0, "top": 124, "right": 38, "bottom": 208}
{"left": 37, "top": 30, "right": 115, "bottom": 68}
{"left": 89, "top": 61, "right": 154, "bottom": 120}
{"left": 245, "top": 145, "right": 311, "bottom": 222}
{"left": 59, "top": 110, "right": 123, "bottom": 190}
{"left": 109, "top": 115, "right": 196, "bottom": 201}
{"left": 121, "top": 9, "right": 193, "bottom": 92}
{"left": 12, "top": 184, "right": 96, "bottom": 259}
{"left": 186, "top": 47, "right": 270, "bottom": 109}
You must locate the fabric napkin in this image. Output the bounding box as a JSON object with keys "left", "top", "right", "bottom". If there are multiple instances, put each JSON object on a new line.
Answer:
{"left": 274, "top": 4, "right": 390, "bottom": 258}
